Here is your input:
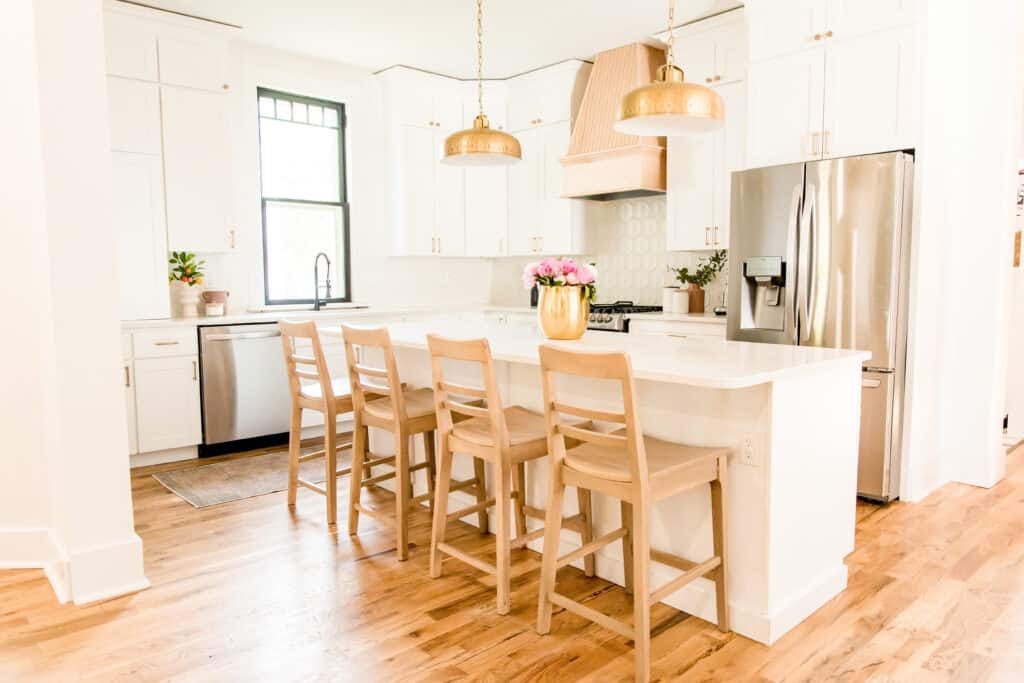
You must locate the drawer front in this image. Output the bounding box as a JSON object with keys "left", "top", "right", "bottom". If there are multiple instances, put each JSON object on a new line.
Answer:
{"left": 133, "top": 327, "right": 199, "bottom": 358}
{"left": 630, "top": 319, "right": 727, "bottom": 338}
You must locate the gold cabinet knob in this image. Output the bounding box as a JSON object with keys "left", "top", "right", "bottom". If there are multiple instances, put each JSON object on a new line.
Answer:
{"left": 814, "top": 33, "right": 823, "bottom": 41}
{"left": 713, "top": 75, "right": 721, "bottom": 82}
{"left": 705, "top": 77, "right": 712, "bottom": 83}
{"left": 825, "top": 30, "right": 833, "bottom": 38}
{"left": 222, "top": 83, "right": 229, "bottom": 90}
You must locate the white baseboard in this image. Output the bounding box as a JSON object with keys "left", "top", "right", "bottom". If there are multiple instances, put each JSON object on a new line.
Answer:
{"left": 130, "top": 446, "right": 197, "bottom": 468}
{"left": 0, "top": 528, "right": 54, "bottom": 568}
{"left": 63, "top": 532, "right": 149, "bottom": 605}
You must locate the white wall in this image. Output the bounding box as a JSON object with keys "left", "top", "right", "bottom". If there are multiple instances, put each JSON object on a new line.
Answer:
{"left": 900, "top": 0, "right": 1023, "bottom": 500}
{"left": 0, "top": 0, "right": 147, "bottom": 603}
{"left": 204, "top": 44, "right": 492, "bottom": 312}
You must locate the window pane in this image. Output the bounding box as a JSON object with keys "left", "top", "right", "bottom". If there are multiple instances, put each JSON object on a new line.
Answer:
{"left": 259, "top": 96, "right": 275, "bottom": 117}
{"left": 324, "top": 107, "right": 339, "bottom": 128}
{"left": 264, "top": 201, "right": 346, "bottom": 301}
{"left": 292, "top": 102, "right": 307, "bottom": 124}
{"left": 259, "top": 118, "right": 340, "bottom": 202}
{"left": 307, "top": 105, "right": 323, "bottom": 126}
{"left": 275, "top": 99, "right": 291, "bottom": 120}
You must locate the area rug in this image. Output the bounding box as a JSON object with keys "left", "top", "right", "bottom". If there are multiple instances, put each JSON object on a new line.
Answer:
{"left": 153, "top": 446, "right": 352, "bottom": 508}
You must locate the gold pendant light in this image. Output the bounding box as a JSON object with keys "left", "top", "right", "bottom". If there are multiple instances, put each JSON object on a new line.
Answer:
{"left": 442, "top": 0, "right": 521, "bottom": 166}
{"left": 615, "top": 0, "right": 725, "bottom": 136}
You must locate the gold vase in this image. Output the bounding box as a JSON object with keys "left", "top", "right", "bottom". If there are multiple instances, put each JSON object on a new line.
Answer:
{"left": 537, "top": 285, "right": 590, "bottom": 340}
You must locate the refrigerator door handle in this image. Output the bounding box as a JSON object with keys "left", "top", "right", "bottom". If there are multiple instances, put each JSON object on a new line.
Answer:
{"left": 787, "top": 184, "right": 802, "bottom": 345}
{"left": 796, "top": 184, "right": 814, "bottom": 343}
{"left": 803, "top": 189, "right": 818, "bottom": 343}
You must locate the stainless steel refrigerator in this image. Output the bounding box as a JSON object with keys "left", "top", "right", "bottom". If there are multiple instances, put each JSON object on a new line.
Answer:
{"left": 727, "top": 151, "right": 913, "bottom": 502}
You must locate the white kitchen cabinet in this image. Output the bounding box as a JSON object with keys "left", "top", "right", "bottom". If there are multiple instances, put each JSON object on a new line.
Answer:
{"left": 134, "top": 355, "right": 202, "bottom": 452}
{"left": 157, "top": 33, "right": 231, "bottom": 93}
{"left": 506, "top": 60, "right": 590, "bottom": 132}
{"left": 746, "top": 0, "right": 824, "bottom": 62}
{"left": 629, "top": 317, "right": 727, "bottom": 338}
{"left": 667, "top": 81, "right": 745, "bottom": 251}
{"left": 509, "top": 122, "right": 586, "bottom": 256}
{"left": 826, "top": 0, "right": 917, "bottom": 41}
{"left": 160, "top": 85, "right": 236, "bottom": 253}
{"left": 112, "top": 153, "right": 171, "bottom": 320}
{"left": 107, "top": 77, "right": 162, "bottom": 154}
{"left": 746, "top": 49, "right": 826, "bottom": 168}
{"left": 465, "top": 167, "right": 509, "bottom": 257}
{"left": 822, "top": 27, "right": 916, "bottom": 158}
{"left": 104, "top": 11, "right": 159, "bottom": 82}
{"left": 656, "top": 10, "right": 746, "bottom": 86}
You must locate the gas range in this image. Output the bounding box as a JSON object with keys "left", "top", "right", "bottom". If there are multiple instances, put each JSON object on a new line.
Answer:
{"left": 587, "top": 301, "right": 663, "bottom": 333}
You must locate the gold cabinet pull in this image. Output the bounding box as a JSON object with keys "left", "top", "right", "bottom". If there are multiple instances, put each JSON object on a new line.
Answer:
{"left": 713, "top": 226, "right": 720, "bottom": 245}
{"left": 823, "top": 130, "right": 831, "bottom": 155}
{"left": 229, "top": 228, "right": 236, "bottom": 249}
{"left": 810, "top": 131, "right": 822, "bottom": 156}
{"left": 705, "top": 227, "right": 711, "bottom": 246}
{"left": 124, "top": 365, "right": 130, "bottom": 388}
{"left": 192, "top": 360, "right": 197, "bottom": 381}
{"left": 154, "top": 340, "right": 180, "bottom": 346}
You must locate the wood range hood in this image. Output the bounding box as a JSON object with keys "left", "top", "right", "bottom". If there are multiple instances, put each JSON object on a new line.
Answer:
{"left": 561, "top": 43, "right": 667, "bottom": 201}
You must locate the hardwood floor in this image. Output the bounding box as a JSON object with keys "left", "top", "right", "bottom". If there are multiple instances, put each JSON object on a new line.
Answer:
{"left": 2, "top": 445, "right": 1023, "bottom": 682}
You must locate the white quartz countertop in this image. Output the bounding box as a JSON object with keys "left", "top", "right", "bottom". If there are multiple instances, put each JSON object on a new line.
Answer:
{"left": 629, "top": 311, "right": 728, "bottom": 325}
{"left": 321, "top": 320, "right": 870, "bottom": 390}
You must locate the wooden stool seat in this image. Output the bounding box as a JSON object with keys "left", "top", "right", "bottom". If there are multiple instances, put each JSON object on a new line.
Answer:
{"left": 364, "top": 387, "right": 436, "bottom": 424}
{"left": 300, "top": 377, "right": 352, "bottom": 403}
{"left": 565, "top": 429, "right": 728, "bottom": 486}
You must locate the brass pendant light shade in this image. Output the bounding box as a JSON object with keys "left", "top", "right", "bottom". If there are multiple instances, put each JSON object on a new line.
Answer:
{"left": 615, "top": 0, "right": 725, "bottom": 136}
{"left": 442, "top": 0, "right": 521, "bottom": 166}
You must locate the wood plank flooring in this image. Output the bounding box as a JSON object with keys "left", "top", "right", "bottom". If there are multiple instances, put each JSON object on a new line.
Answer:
{"left": 2, "top": 445, "right": 1023, "bottom": 681}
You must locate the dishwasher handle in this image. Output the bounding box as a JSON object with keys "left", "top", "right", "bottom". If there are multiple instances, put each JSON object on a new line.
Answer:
{"left": 204, "top": 331, "right": 282, "bottom": 341}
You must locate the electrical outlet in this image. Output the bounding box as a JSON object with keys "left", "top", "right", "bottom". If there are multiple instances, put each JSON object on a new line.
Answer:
{"left": 739, "top": 432, "right": 758, "bottom": 467}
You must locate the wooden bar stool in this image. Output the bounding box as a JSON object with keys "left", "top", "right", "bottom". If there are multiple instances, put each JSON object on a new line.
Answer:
{"left": 535, "top": 344, "right": 730, "bottom": 683}
{"left": 426, "top": 334, "right": 595, "bottom": 615}
{"left": 279, "top": 320, "right": 361, "bottom": 527}
{"left": 342, "top": 324, "right": 440, "bottom": 561}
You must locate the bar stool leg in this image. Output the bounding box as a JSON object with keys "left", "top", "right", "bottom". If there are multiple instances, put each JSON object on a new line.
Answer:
{"left": 631, "top": 504, "right": 651, "bottom": 683}
{"left": 536, "top": 463, "right": 566, "bottom": 635}
{"left": 430, "top": 436, "right": 454, "bottom": 579}
{"left": 396, "top": 430, "right": 411, "bottom": 561}
{"left": 512, "top": 462, "right": 528, "bottom": 538}
{"left": 324, "top": 413, "right": 338, "bottom": 526}
{"left": 473, "top": 457, "right": 489, "bottom": 534}
{"left": 577, "top": 487, "right": 595, "bottom": 577}
{"left": 423, "top": 430, "right": 437, "bottom": 512}
{"left": 711, "top": 454, "right": 730, "bottom": 632}
{"left": 494, "top": 457, "right": 513, "bottom": 615}
{"left": 286, "top": 403, "right": 302, "bottom": 507}
{"left": 620, "top": 501, "right": 634, "bottom": 594}
{"left": 348, "top": 422, "right": 368, "bottom": 535}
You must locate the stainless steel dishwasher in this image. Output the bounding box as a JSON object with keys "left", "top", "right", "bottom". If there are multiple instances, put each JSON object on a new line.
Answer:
{"left": 199, "top": 322, "right": 291, "bottom": 453}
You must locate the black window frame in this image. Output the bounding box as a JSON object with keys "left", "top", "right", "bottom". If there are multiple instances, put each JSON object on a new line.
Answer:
{"left": 256, "top": 87, "right": 352, "bottom": 306}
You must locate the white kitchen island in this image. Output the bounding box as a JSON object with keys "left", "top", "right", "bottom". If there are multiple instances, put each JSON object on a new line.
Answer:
{"left": 321, "top": 319, "right": 870, "bottom": 645}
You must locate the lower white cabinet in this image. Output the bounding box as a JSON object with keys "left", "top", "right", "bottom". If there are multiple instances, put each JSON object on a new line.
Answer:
{"left": 134, "top": 354, "right": 202, "bottom": 452}
{"left": 629, "top": 318, "right": 727, "bottom": 338}
{"left": 123, "top": 362, "right": 138, "bottom": 456}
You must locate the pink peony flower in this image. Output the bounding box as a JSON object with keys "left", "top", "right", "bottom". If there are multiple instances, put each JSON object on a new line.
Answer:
{"left": 565, "top": 271, "right": 579, "bottom": 285}
{"left": 561, "top": 259, "right": 578, "bottom": 275}
{"left": 577, "top": 264, "right": 596, "bottom": 284}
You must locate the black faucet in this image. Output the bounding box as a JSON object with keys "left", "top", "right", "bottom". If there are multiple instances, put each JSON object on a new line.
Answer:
{"left": 313, "top": 252, "right": 332, "bottom": 311}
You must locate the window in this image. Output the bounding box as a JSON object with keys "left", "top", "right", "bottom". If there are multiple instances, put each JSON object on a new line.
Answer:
{"left": 257, "top": 88, "right": 350, "bottom": 305}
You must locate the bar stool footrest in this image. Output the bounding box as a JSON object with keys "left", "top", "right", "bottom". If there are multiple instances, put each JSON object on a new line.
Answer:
{"left": 548, "top": 592, "right": 633, "bottom": 640}
{"left": 649, "top": 555, "right": 721, "bottom": 605}
{"left": 437, "top": 542, "right": 496, "bottom": 575}
{"left": 556, "top": 527, "right": 627, "bottom": 569}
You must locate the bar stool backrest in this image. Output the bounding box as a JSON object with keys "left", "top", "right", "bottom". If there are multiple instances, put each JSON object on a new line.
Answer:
{"left": 426, "top": 334, "right": 508, "bottom": 450}
{"left": 340, "top": 324, "right": 404, "bottom": 423}
{"left": 279, "top": 320, "right": 334, "bottom": 406}
{"left": 537, "top": 344, "right": 650, "bottom": 485}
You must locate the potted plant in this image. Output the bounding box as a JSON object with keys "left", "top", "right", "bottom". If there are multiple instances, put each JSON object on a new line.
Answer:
{"left": 168, "top": 251, "right": 206, "bottom": 317}
{"left": 669, "top": 249, "right": 727, "bottom": 314}
{"left": 522, "top": 257, "right": 597, "bottom": 340}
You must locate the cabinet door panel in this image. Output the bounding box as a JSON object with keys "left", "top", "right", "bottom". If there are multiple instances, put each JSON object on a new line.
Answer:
{"left": 827, "top": 0, "right": 916, "bottom": 40}
{"left": 507, "top": 86, "right": 540, "bottom": 132}
{"left": 539, "top": 121, "right": 583, "bottom": 255}
{"left": 508, "top": 128, "right": 540, "bottom": 255}
{"left": 675, "top": 31, "right": 717, "bottom": 86}
{"left": 160, "top": 86, "right": 234, "bottom": 252}
{"left": 667, "top": 135, "right": 714, "bottom": 251}
{"left": 104, "top": 12, "right": 158, "bottom": 81}
{"left": 746, "top": 50, "right": 825, "bottom": 168}
{"left": 465, "top": 167, "right": 508, "bottom": 257}
{"left": 823, "top": 27, "right": 916, "bottom": 157}
{"left": 157, "top": 34, "right": 229, "bottom": 92}
{"left": 746, "top": 0, "right": 824, "bottom": 61}
{"left": 112, "top": 153, "right": 170, "bottom": 320}
{"left": 435, "top": 131, "right": 466, "bottom": 256}
{"left": 396, "top": 125, "right": 437, "bottom": 255}
{"left": 107, "top": 77, "right": 162, "bottom": 155}
{"left": 713, "top": 82, "right": 747, "bottom": 250}
{"left": 715, "top": 20, "right": 749, "bottom": 84}
{"left": 134, "top": 356, "right": 201, "bottom": 452}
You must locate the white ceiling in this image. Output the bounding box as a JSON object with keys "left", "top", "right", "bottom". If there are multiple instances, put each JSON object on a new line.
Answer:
{"left": 128, "top": 0, "right": 743, "bottom": 78}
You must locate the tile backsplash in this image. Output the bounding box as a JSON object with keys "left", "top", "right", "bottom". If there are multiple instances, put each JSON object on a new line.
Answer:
{"left": 490, "top": 196, "right": 728, "bottom": 310}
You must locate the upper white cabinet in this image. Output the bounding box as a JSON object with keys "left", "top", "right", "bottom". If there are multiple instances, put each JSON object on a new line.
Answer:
{"left": 506, "top": 64, "right": 584, "bottom": 132}
{"left": 465, "top": 166, "right": 509, "bottom": 257}
{"left": 157, "top": 33, "right": 231, "bottom": 92}
{"left": 103, "top": 12, "right": 158, "bottom": 82}
{"left": 107, "top": 77, "right": 162, "bottom": 154}
{"left": 667, "top": 79, "right": 746, "bottom": 251}
{"left": 655, "top": 10, "right": 747, "bottom": 86}
{"left": 744, "top": 0, "right": 917, "bottom": 168}
{"left": 160, "top": 86, "right": 236, "bottom": 252}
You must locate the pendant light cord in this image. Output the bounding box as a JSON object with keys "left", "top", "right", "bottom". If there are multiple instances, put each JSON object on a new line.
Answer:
{"left": 476, "top": 0, "right": 484, "bottom": 117}
{"left": 666, "top": 0, "right": 676, "bottom": 68}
